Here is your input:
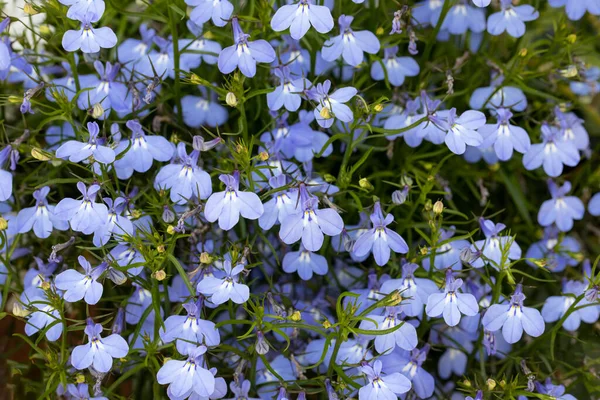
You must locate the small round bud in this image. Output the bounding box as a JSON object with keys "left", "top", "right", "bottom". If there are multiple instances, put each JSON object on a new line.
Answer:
{"left": 519, "top": 48, "right": 528, "bottom": 57}
{"left": 166, "top": 225, "right": 176, "bottom": 235}
{"left": 41, "top": 280, "right": 51, "bottom": 291}
{"left": 319, "top": 106, "right": 333, "bottom": 119}
{"left": 190, "top": 74, "right": 202, "bottom": 85}
{"left": 76, "top": 374, "right": 86, "bottom": 384}
{"left": 23, "top": 3, "right": 38, "bottom": 15}
{"left": 373, "top": 104, "right": 384, "bottom": 112}
{"left": 375, "top": 27, "right": 384, "bottom": 35}
{"left": 323, "top": 173, "right": 336, "bottom": 183}
{"left": 39, "top": 25, "right": 52, "bottom": 35}
{"left": 463, "top": 379, "right": 471, "bottom": 387}
{"left": 433, "top": 200, "right": 444, "bottom": 215}
{"left": 289, "top": 310, "right": 302, "bottom": 321}
{"left": 225, "top": 92, "right": 238, "bottom": 107}
{"left": 153, "top": 270, "right": 167, "bottom": 281}
{"left": 322, "top": 319, "right": 332, "bottom": 329}
{"left": 567, "top": 34, "right": 576, "bottom": 44}
{"left": 419, "top": 247, "right": 428, "bottom": 256}
{"left": 560, "top": 65, "right": 578, "bottom": 78}
{"left": 487, "top": 378, "right": 497, "bottom": 390}
{"left": 31, "top": 147, "right": 51, "bottom": 161}
{"left": 359, "top": 177, "right": 373, "bottom": 191}
{"left": 131, "top": 209, "right": 142, "bottom": 219}
{"left": 8, "top": 96, "right": 21, "bottom": 104}
{"left": 424, "top": 199, "right": 433, "bottom": 211}
{"left": 0, "top": 216, "right": 8, "bottom": 231}
{"left": 259, "top": 151, "right": 269, "bottom": 161}
{"left": 388, "top": 291, "right": 403, "bottom": 306}
{"left": 200, "top": 252, "right": 212, "bottom": 264}
{"left": 91, "top": 103, "right": 104, "bottom": 119}
{"left": 157, "top": 244, "right": 165, "bottom": 253}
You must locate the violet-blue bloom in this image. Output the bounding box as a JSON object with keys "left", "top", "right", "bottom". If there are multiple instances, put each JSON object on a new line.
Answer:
{"left": 422, "top": 228, "right": 470, "bottom": 271}
{"left": 370, "top": 46, "right": 419, "bottom": 87}
{"left": 542, "top": 280, "right": 599, "bottom": 332}
{"left": 538, "top": 180, "right": 584, "bottom": 232}
{"left": 359, "top": 306, "right": 418, "bottom": 353}
{"left": 383, "top": 98, "right": 423, "bottom": 145}
{"left": 65, "top": 383, "right": 108, "bottom": 400}
{"left": 473, "top": 0, "right": 490, "bottom": 6}
{"left": 186, "top": 0, "right": 233, "bottom": 27}
{"left": 525, "top": 227, "right": 580, "bottom": 272}
{"left": 45, "top": 122, "right": 76, "bottom": 151}
{"left": 482, "top": 284, "right": 545, "bottom": 344}
{"left": 15, "top": 186, "right": 68, "bottom": 238}
{"left": 554, "top": 107, "right": 589, "bottom": 151}
{"left": 117, "top": 24, "right": 155, "bottom": 66}
{"left": 157, "top": 345, "right": 216, "bottom": 398}
{"left": 267, "top": 66, "right": 309, "bottom": 112}
{"left": 161, "top": 300, "right": 220, "bottom": 353}
{"left": 258, "top": 175, "right": 298, "bottom": 230}
{"left": 487, "top": 0, "right": 539, "bottom": 38}
{"left": 271, "top": 0, "right": 334, "bottom": 40}
{"left": 204, "top": 171, "right": 264, "bottom": 231}
{"left": 358, "top": 360, "right": 411, "bottom": 400}
{"left": 181, "top": 86, "right": 228, "bottom": 129}
{"left": 109, "top": 244, "right": 145, "bottom": 276}
{"left": 440, "top": 108, "right": 485, "bottom": 155}
{"left": 62, "top": 13, "right": 117, "bottom": 53}
{"left": 441, "top": 1, "right": 486, "bottom": 35}
{"left": 549, "top": 0, "right": 599, "bottom": 21}
{"left": 523, "top": 124, "right": 580, "bottom": 178}
{"left": 282, "top": 245, "right": 328, "bottom": 280}
{"left": 322, "top": 15, "right": 380, "bottom": 67}
{"left": 381, "top": 263, "right": 439, "bottom": 317}
{"left": 181, "top": 20, "right": 222, "bottom": 67}
{"left": 426, "top": 270, "right": 479, "bottom": 326}
{"left": 479, "top": 108, "right": 530, "bottom": 161}
{"left": 279, "top": 183, "right": 344, "bottom": 251}
{"left": 56, "top": 121, "right": 115, "bottom": 164}
{"left": 196, "top": 260, "right": 250, "bottom": 305}
{"left": 535, "top": 378, "right": 577, "bottom": 400}
{"left": 93, "top": 197, "right": 134, "bottom": 246}
{"left": 76, "top": 61, "right": 129, "bottom": 118}
{"left": 58, "top": 0, "right": 105, "bottom": 20}
{"left": 589, "top": 192, "right": 600, "bottom": 216}
{"left": 54, "top": 182, "right": 109, "bottom": 234}
{"left": 469, "top": 73, "right": 527, "bottom": 112}
{"left": 305, "top": 79, "right": 357, "bottom": 128}
{"left": 380, "top": 346, "right": 435, "bottom": 399}
{"left": 24, "top": 290, "right": 63, "bottom": 342}
{"left": 71, "top": 319, "right": 129, "bottom": 373}
{"left": 352, "top": 201, "right": 408, "bottom": 266}
{"left": 55, "top": 256, "right": 105, "bottom": 305}
{"left": 470, "top": 218, "right": 522, "bottom": 270}
{"left": 218, "top": 17, "right": 276, "bottom": 78}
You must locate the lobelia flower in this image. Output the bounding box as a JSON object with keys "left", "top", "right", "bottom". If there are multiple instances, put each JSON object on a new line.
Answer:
{"left": 470, "top": 218, "right": 522, "bottom": 270}
{"left": 478, "top": 108, "right": 530, "bottom": 161}
{"left": 414, "top": 91, "right": 449, "bottom": 145}
{"left": 487, "top": 0, "right": 539, "bottom": 38}
{"left": 228, "top": 379, "right": 261, "bottom": 400}
{"left": 154, "top": 142, "right": 212, "bottom": 204}
{"left": 55, "top": 121, "right": 115, "bottom": 164}
{"left": 204, "top": 171, "right": 264, "bottom": 231}
{"left": 359, "top": 306, "right": 418, "bottom": 353}
{"left": 258, "top": 175, "right": 298, "bottom": 230}
{"left": 538, "top": 180, "right": 584, "bottom": 232}
{"left": 93, "top": 197, "right": 135, "bottom": 246}
{"left": 181, "top": 20, "right": 223, "bottom": 67}
{"left": 466, "top": 390, "right": 484, "bottom": 400}
{"left": 535, "top": 379, "right": 577, "bottom": 400}
{"left": 322, "top": 15, "right": 380, "bottom": 67}
{"left": 279, "top": 183, "right": 344, "bottom": 252}
{"left": 54, "top": 182, "right": 109, "bottom": 234}
{"left": 549, "top": 0, "right": 599, "bottom": 21}
{"left": 422, "top": 228, "right": 470, "bottom": 271}
{"left": 380, "top": 346, "right": 435, "bottom": 399}
{"left": 542, "top": 278, "right": 599, "bottom": 332}
{"left": 440, "top": 107, "right": 486, "bottom": 155}
{"left": 0, "top": 18, "right": 10, "bottom": 71}
{"left": 370, "top": 46, "right": 419, "bottom": 87}
{"left": 71, "top": 319, "right": 129, "bottom": 373}
{"left": 267, "top": 66, "right": 309, "bottom": 112}
{"left": 196, "top": 260, "right": 250, "bottom": 305}
{"left": 24, "top": 290, "right": 63, "bottom": 341}
{"left": 161, "top": 300, "right": 220, "bottom": 353}
{"left": 482, "top": 284, "right": 545, "bottom": 344}
{"left": 589, "top": 192, "right": 600, "bottom": 216}
{"left": 59, "top": 0, "right": 105, "bottom": 21}
{"left": 181, "top": 86, "right": 228, "bottom": 129}
{"left": 569, "top": 66, "right": 600, "bottom": 97}
{"left": 381, "top": 263, "right": 439, "bottom": 317}
{"left": 117, "top": 23, "right": 155, "bottom": 66}
{"left": 412, "top": 0, "right": 444, "bottom": 27}
{"left": 469, "top": 73, "right": 527, "bottom": 112}
{"left": 55, "top": 256, "right": 106, "bottom": 305}
{"left": 523, "top": 123, "right": 580, "bottom": 178}
{"left": 473, "top": 0, "right": 490, "bottom": 6}
{"left": 271, "top": 0, "right": 334, "bottom": 40}
{"left": 426, "top": 270, "right": 479, "bottom": 326}
{"left": 440, "top": 1, "right": 486, "bottom": 35}
{"left": 358, "top": 360, "right": 412, "bottom": 400}
{"left": 282, "top": 245, "right": 328, "bottom": 280}
{"left": 525, "top": 227, "right": 580, "bottom": 273}
{"left": 218, "top": 17, "right": 276, "bottom": 78}
{"left": 185, "top": 0, "right": 233, "bottom": 27}
{"left": 554, "top": 107, "right": 589, "bottom": 151}
{"left": 352, "top": 201, "right": 408, "bottom": 266}
{"left": 65, "top": 383, "right": 108, "bottom": 400}
{"left": 45, "top": 122, "right": 76, "bottom": 150}
{"left": 157, "top": 345, "right": 215, "bottom": 398}
{"left": 114, "top": 119, "right": 174, "bottom": 179}
{"left": 16, "top": 186, "right": 68, "bottom": 238}
{"left": 62, "top": 13, "right": 118, "bottom": 53}
{"left": 305, "top": 80, "right": 357, "bottom": 128}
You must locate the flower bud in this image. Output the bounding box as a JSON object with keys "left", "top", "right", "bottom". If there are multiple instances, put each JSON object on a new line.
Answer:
{"left": 226, "top": 92, "right": 238, "bottom": 107}
{"left": 91, "top": 103, "right": 104, "bottom": 119}
{"left": 12, "top": 301, "right": 30, "bottom": 317}
{"left": 41, "top": 280, "right": 51, "bottom": 291}
{"left": 322, "top": 319, "right": 332, "bottom": 329}
{"left": 24, "top": 3, "right": 38, "bottom": 14}
{"left": 0, "top": 216, "right": 8, "bottom": 231}
{"left": 459, "top": 247, "right": 473, "bottom": 264}
{"left": 519, "top": 48, "right": 528, "bottom": 57}
{"left": 392, "top": 186, "right": 409, "bottom": 205}
{"left": 373, "top": 104, "right": 384, "bottom": 112}
{"left": 375, "top": 27, "right": 384, "bottom": 35}
{"left": 486, "top": 378, "right": 497, "bottom": 390}
{"left": 259, "top": 151, "right": 269, "bottom": 161}
{"left": 190, "top": 74, "right": 202, "bottom": 85}
{"left": 200, "top": 252, "right": 212, "bottom": 264}
{"left": 157, "top": 244, "right": 165, "bottom": 253}
{"left": 567, "top": 34, "right": 576, "bottom": 44}
{"left": 154, "top": 270, "right": 167, "bottom": 281}
{"left": 289, "top": 310, "right": 301, "bottom": 321}
{"left": 319, "top": 106, "right": 333, "bottom": 119}
{"left": 255, "top": 330, "right": 269, "bottom": 355}
{"left": 433, "top": 200, "right": 444, "bottom": 215}
{"left": 31, "top": 147, "right": 51, "bottom": 161}
{"left": 162, "top": 206, "right": 175, "bottom": 223}
{"left": 112, "top": 308, "right": 125, "bottom": 334}
{"left": 76, "top": 374, "right": 86, "bottom": 384}
{"left": 39, "top": 24, "right": 52, "bottom": 35}
{"left": 359, "top": 177, "right": 373, "bottom": 191}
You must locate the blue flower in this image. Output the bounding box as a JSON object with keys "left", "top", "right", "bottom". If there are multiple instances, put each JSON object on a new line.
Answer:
{"left": 282, "top": 245, "right": 328, "bottom": 280}
{"left": 358, "top": 360, "right": 411, "bottom": 400}
{"left": 45, "top": 122, "right": 76, "bottom": 151}
{"left": 156, "top": 345, "right": 215, "bottom": 398}
{"left": 441, "top": 1, "right": 486, "bottom": 35}
{"left": 154, "top": 142, "right": 212, "bottom": 205}
{"left": 482, "top": 284, "right": 545, "bottom": 344}
{"left": 15, "top": 186, "right": 68, "bottom": 239}
{"left": 466, "top": 390, "right": 484, "bottom": 400}
{"left": 322, "top": 15, "right": 380, "bottom": 67}
{"left": 305, "top": 80, "right": 357, "bottom": 128}
{"left": 196, "top": 260, "right": 250, "bottom": 305}
{"left": 258, "top": 175, "right": 298, "bottom": 230}
{"left": 422, "top": 228, "right": 470, "bottom": 271}
{"left": 360, "top": 306, "right": 418, "bottom": 353}
{"left": 56, "top": 121, "right": 115, "bottom": 164}
{"left": 271, "top": 0, "right": 334, "bottom": 40}
{"left": 181, "top": 20, "right": 222, "bottom": 67}
{"left": 114, "top": 119, "right": 174, "bottom": 179}
{"left": 426, "top": 270, "right": 479, "bottom": 326}
{"left": 71, "top": 319, "right": 129, "bottom": 373}
{"left": 569, "top": 66, "right": 600, "bottom": 97}
{"left": 589, "top": 192, "right": 600, "bottom": 216}
{"left": 352, "top": 201, "right": 408, "bottom": 266}
{"left": 370, "top": 46, "right": 419, "bottom": 87}
{"left": 218, "top": 17, "right": 276, "bottom": 78}
{"left": 487, "top": 0, "right": 539, "bottom": 38}
{"left": 65, "top": 383, "right": 108, "bottom": 399}
{"left": 469, "top": 73, "right": 527, "bottom": 112}
{"left": 54, "top": 182, "right": 109, "bottom": 234}
{"left": 109, "top": 244, "right": 145, "bottom": 276}
{"left": 117, "top": 24, "right": 155, "bottom": 66}
{"left": 0, "top": 18, "right": 10, "bottom": 72}
{"left": 62, "top": 13, "right": 117, "bottom": 53}
{"left": 381, "top": 263, "right": 439, "bottom": 317}
{"left": 549, "top": 0, "right": 599, "bottom": 21}
{"left": 554, "top": 107, "right": 589, "bottom": 151}
{"left": 538, "top": 180, "right": 584, "bottom": 232}
{"left": 542, "top": 280, "right": 599, "bottom": 331}
{"left": 441, "top": 108, "right": 486, "bottom": 155}
{"left": 23, "top": 290, "right": 63, "bottom": 341}
{"left": 523, "top": 123, "right": 580, "bottom": 177}
{"left": 204, "top": 171, "right": 264, "bottom": 231}
{"left": 279, "top": 183, "right": 344, "bottom": 251}
{"left": 186, "top": 0, "right": 233, "bottom": 27}
{"left": 273, "top": 35, "right": 311, "bottom": 76}
{"left": 58, "top": 0, "right": 105, "bottom": 21}
{"left": 473, "top": 0, "right": 490, "bottom": 6}
{"left": 469, "top": 218, "right": 522, "bottom": 270}
{"left": 93, "top": 197, "right": 134, "bottom": 246}
{"left": 181, "top": 86, "right": 228, "bottom": 129}
{"left": 55, "top": 256, "right": 106, "bottom": 305}
{"left": 161, "top": 300, "right": 220, "bottom": 353}
{"left": 525, "top": 227, "right": 580, "bottom": 272}
{"left": 479, "top": 108, "right": 531, "bottom": 161}
{"left": 383, "top": 97, "right": 422, "bottom": 144}
{"left": 77, "top": 61, "right": 129, "bottom": 118}
{"left": 380, "top": 346, "right": 435, "bottom": 399}
{"left": 267, "top": 66, "right": 309, "bottom": 112}
{"left": 535, "top": 378, "right": 578, "bottom": 400}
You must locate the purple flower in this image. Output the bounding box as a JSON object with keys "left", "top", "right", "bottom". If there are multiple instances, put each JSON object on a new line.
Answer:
{"left": 380, "top": 346, "right": 435, "bottom": 399}
{"left": 156, "top": 345, "right": 215, "bottom": 398}
{"left": 109, "top": 244, "right": 145, "bottom": 276}
{"left": 473, "top": 0, "right": 491, "bottom": 7}
{"left": 470, "top": 218, "right": 521, "bottom": 270}
{"left": 218, "top": 17, "right": 276, "bottom": 78}
{"left": 181, "top": 20, "right": 223, "bottom": 67}
{"left": 359, "top": 306, "right": 418, "bottom": 353}
{"left": 441, "top": 2, "right": 486, "bottom": 35}
{"left": 54, "top": 182, "right": 109, "bottom": 234}
{"left": 15, "top": 186, "right": 68, "bottom": 238}
{"left": 523, "top": 124, "right": 580, "bottom": 177}
{"left": 525, "top": 227, "right": 580, "bottom": 272}
{"left": 371, "top": 46, "right": 419, "bottom": 87}
{"left": 549, "top": 0, "right": 600, "bottom": 21}
{"left": 229, "top": 380, "right": 261, "bottom": 400}
{"left": 196, "top": 260, "right": 249, "bottom": 305}
{"left": 154, "top": 142, "right": 212, "bottom": 204}
{"left": 482, "top": 284, "right": 545, "bottom": 344}
{"left": 204, "top": 171, "right": 264, "bottom": 230}
{"left": 306, "top": 80, "right": 357, "bottom": 128}
{"left": 181, "top": 87, "right": 228, "bottom": 129}
{"left": 381, "top": 263, "right": 439, "bottom": 317}
{"left": 161, "top": 301, "right": 220, "bottom": 353}
{"left": 93, "top": 197, "right": 134, "bottom": 246}
{"left": 55, "top": 256, "right": 105, "bottom": 305}
{"left": 186, "top": 0, "right": 233, "bottom": 27}
{"left": 535, "top": 378, "right": 577, "bottom": 400}
{"left": 267, "top": 66, "right": 309, "bottom": 112}
{"left": 322, "top": 15, "right": 380, "bottom": 67}
{"left": 24, "top": 290, "right": 62, "bottom": 341}
{"left": 71, "top": 319, "right": 129, "bottom": 373}
{"left": 358, "top": 360, "right": 411, "bottom": 400}
{"left": 487, "top": 0, "right": 539, "bottom": 38}
{"left": 65, "top": 383, "right": 108, "bottom": 400}
{"left": 271, "top": 0, "right": 334, "bottom": 40}
{"left": 469, "top": 73, "right": 527, "bottom": 112}
{"left": 56, "top": 121, "right": 115, "bottom": 164}
{"left": 117, "top": 23, "right": 155, "bottom": 66}
{"left": 282, "top": 245, "right": 328, "bottom": 280}
{"left": 279, "top": 184, "right": 344, "bottom": 251}
{"left": 554, "top": 107, "right": 589, "bottom": 151}
{"left": 538, "top": 180, "right": 584, "bottom": 232}
{"left": 479, "top": 108, "right": 530, "bottom": 161}
{"left": 589, "top": 192, "right": 600, "bottom": 216}
{"left": 352, "top": 201, "right": 408, "bottom": 266}
{"left": 542, "top": 280, "right": 599, "bottom": 331}
{"left": 441, "top": 108, "right": 486, "bottom": 155}
{"left": 62, "top": 13, "right": 117, "bottom": 53}
{"left": 426, "top": 270, "right": 479, "bottom": 326}
{"left": 58, "top": 0, "right": 105, "bottom": 21}
{"left": 258, "top": 175, "right": 298, "bottom": 230}
{"left": 466, "top": 390, "right": 484, "bottom": 400}
{"left": 0, "top": 147, "right": 12, "bottom": 201}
